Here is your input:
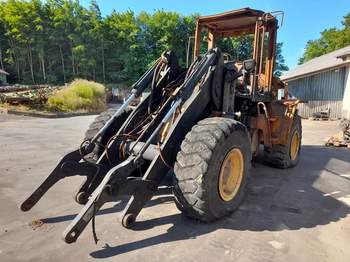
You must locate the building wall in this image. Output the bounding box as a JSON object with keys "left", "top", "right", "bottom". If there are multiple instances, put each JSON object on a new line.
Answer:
{"left": 342, "top": 67, "right": 350, "bottom": 119}
{"left": 286, "top": 67, "right": 346, "bottom": 118}
{"left": 296, "top": 101, "right": 343, "bottom": 119}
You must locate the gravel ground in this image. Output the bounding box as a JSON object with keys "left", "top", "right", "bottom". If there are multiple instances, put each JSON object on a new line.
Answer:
{"left": 0, "top": 114, "right": 349, "bottom": 262}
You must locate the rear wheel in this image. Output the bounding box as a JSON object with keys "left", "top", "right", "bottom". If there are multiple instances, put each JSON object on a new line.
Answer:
{"left": 173, "top": 117, "right": 251, "bottom": 222}
{"left": 263, "top": 115, "right": 302, "bottom": 168}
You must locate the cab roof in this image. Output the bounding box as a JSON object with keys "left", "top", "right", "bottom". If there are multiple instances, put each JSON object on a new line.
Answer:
{"left": 197, "top": 8, "right": 274, "bottom": 37}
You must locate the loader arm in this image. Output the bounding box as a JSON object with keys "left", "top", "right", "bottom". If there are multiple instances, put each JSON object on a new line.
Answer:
{"left": 20, "top": 48, "right": 221, "bottom": 244}
{"left": 62, "top": 48, "right": 220, "bottom": 243}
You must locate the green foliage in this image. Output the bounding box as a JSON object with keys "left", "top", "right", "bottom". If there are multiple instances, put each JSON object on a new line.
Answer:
{"left": 0, "top": 0, "right": 288, "bottom": 84}
{"left": 216, "top": 36, "right": 288, "bottom": 77}
{"left": 47, "top": 79, "right": 106, "bottom": 112}
{"left": 274, "top": 43, "right": 289, "bottom": 77}
{"left": 216, "top": 35, "right": 254, "bottom": 61}
{"left": 0, "top": 0, "right": 197, "bottom": 84}
{"left": 299, "top": 12, "right": 350, "bottom": 64}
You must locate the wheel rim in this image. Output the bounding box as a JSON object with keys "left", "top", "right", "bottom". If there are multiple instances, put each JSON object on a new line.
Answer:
{"left": 218, "top": 148, "right": 244, "bottom": 202}
{"left": 290, "top": 130, "right": 300, "bottom": 161}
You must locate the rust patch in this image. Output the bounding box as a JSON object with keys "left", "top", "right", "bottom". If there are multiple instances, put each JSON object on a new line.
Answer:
{"left": 29, "top": 219, "right": 44, "bottom": 230}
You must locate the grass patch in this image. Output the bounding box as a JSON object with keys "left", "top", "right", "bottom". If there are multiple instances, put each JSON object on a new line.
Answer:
{"left": 46, "top": 79, "right": 106, "bottom": 112}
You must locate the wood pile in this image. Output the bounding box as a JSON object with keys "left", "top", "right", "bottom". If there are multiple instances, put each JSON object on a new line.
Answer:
{"left": 326, "top": 118, "right": 350, "bottom": 148}
{"left": 0, "top": 85, "right": 61, "bottom": 105}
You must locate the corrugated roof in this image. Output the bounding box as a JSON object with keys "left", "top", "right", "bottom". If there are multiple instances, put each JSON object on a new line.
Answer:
{"left": 0, "top": 69, "right": 9, "bottom": 75}
{"left": 281, "top": 45, "right": 350, "bottom": 81}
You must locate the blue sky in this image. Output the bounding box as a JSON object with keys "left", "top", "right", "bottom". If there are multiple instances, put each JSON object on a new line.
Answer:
{"left": 80, "top": 0, "right": 349, "bottom": 70}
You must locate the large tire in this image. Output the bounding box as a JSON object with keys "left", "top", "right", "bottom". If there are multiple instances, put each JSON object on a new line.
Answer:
{"left": 83, "top": 107, "right": 131, "bottom": 162}
{"left": 263, "top": 115, "right": 302, "bottom": 169}
{"left": 173, "top": 117, "right": 251, "bottom": 222}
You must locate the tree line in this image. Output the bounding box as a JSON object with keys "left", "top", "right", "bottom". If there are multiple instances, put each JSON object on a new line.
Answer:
{"left": 299, "top": 12, "right": 350, "bottom": 64}
{"left": 0, "top": 0, "right": 289, "bottom": 85}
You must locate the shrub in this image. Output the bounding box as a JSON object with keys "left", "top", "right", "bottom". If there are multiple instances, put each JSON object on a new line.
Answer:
{"left": 47, "top": 79, "right": 106, "bottom": 112}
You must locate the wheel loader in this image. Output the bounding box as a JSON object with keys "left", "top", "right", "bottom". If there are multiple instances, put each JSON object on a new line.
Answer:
{"left": 20, "top": 8, "right": 301, "bottom": 244}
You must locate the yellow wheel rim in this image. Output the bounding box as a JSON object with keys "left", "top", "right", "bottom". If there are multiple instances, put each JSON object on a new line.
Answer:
{"left": 290, "top": 130, "right": 300, "bottom": 161}
{"left": 218, "top": 148, "right": 244, "bottom": 202}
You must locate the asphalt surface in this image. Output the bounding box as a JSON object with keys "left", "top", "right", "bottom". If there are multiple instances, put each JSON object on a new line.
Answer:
{"left": 0, "top": 114, "right": 349, "bottom": 262}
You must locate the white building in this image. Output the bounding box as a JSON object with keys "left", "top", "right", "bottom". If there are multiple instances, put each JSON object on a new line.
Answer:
{"left": 281, "top": 45, "right": 350, "bottom": 119}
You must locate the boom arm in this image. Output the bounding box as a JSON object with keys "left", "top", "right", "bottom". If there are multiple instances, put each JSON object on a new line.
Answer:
{"left": 62, "top": 48, "right": 220, "bottom": 243}
{"left": 20, "top": 48, "right": 221, "bottom": 244}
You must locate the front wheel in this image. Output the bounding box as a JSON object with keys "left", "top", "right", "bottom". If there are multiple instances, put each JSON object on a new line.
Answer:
{"left": 173, "top": 117, "right": 251, "bottom": 222}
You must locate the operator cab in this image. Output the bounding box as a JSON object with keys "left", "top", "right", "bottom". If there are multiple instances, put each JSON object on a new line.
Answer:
{"left": 193, "top": 8, "right": 283, "bottom": 101}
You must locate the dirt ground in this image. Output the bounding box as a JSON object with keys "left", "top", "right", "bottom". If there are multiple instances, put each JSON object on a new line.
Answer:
{"left": 0, "top": 114, "right": 349, "bottom": 262}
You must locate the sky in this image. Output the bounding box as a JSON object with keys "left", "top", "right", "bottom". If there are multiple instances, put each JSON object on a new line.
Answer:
{"left": 80, "top": 0, "right": 350, "bottom": 70}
